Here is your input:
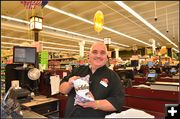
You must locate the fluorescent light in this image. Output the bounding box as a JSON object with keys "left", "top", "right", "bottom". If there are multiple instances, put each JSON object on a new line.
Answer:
{"left": 2, "top": 42, "right": 20, "bottom": 45}
{"left": 43, "top": 25, "right": 129, "bottom": 47}
{"left": 2, "top": 36, "right": 90, "bottom": 50}
{"left": 1, "top": 46, "right": 12, "bottom": 49}
{"left": 2, "top": 15, "right": 128, "bottom": 47}
{"left": 1, "top": 15, "right": 29, "bottom": 24}
{"left": 43, "top": 25, "right": 102, "bottom": 42}
{"left": 45, "top": 5, "right": 151, "bottom": 47}
{"left": 1, "top": 42, "right": 88, "bottom": 52}
{"left": 43, "top": 46, "right": 80, "bottom": 52}
{"left": 114, "top": 1, "right": 178, "bottom": 48}
{"left": 2, "top": 36, "right": 33, "bottom": 42}
{"left": 103, "top": 27, "right": 152, "bottom": 46}
{"left": 172, "top": 48, "right": 179, "bottom": 53}
{"left": 45, "top": 5, "right": 93, "bottom": 25}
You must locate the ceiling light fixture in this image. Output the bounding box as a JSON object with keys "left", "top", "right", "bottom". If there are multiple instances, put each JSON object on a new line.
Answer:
{"left": 172, "top": 21, "right": 175, "bottom": 39}
{"left": 1, "top": 46, "right": 12, "bottom": 49}
{"left": 114, "top": 1, "right": 178, "bottom": 48}
{"left": 45, "top": 5, "right": 151, "bottom": 47}
{"left": 2, "top": 36, "right": 90, "bottom": 50}
{"left": 43, "top": 25, "right": 129, "bottom": 47}
{"left": 43, "top": 46, "right": 80, "bottom": 52}
{"left": 1, "top": 15, "right": 128, "bottom": 48}
{"left": 154, "top": 1, "right": 157, "bottom": 21}
{"left": 103, "top": 27, "right": 152, "bottom": 46}
{"left": 29, "top": 16, "right": 43, "bottom": 31}
{"left": 2, "top": 36, "right": 33, "bottom": 42}
{"left": 1, "top": 15, "right": 29, "bottom": 24}
{"left": 172, "top": 48, "right": 179, "bottom": 53}
{"left": 45, "top": 5, "right": 93, "bottom": 25}
{"left": 1, "top": 41, "right": 88, "bottom": 52}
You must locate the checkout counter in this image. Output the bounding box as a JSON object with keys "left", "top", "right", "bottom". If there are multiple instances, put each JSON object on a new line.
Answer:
{"left": 22, "top": 110, "right": 47, "bottom": 118}
{"left": 1, "top": 89, "right": 59, "bottom": 119}
{"left": 21, "top": 95, "right": 59, "bottom": 118}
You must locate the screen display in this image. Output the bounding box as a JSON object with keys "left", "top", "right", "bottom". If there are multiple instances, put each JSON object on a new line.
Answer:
{"left": 148, "top": 61, "right": 154, "bottom": 67}
{"left": 170, "top": 68, "right": 176, "bottom": 73}
{"left": 13, "top": 46, "right": 36, "bottom": 64}
{"left": 131, "top": 60, "right": 139, "bottom": 67}
{"left": 147, "top": 73, "right": 156, "bottom": 78}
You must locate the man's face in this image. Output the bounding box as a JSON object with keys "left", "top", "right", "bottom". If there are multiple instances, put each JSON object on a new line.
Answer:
{"left": 89, "top": 44, "right": 108, "bottom": 69}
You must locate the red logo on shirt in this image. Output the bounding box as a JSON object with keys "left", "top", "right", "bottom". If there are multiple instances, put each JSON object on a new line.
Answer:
{"left": 101, "top": 78, "right": 109, "bottom": 84}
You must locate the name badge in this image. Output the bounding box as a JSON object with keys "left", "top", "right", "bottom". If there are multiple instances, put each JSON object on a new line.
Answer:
{"left": 100, "top": 81, "right": 108, "bottom": 87}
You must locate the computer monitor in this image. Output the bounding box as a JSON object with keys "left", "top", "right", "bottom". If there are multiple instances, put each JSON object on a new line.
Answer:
{"left": 13, "top": 46, "right": 36, "bottom": 64}
{"left": 170, "top": 68, "right": 177, "bottom": 75}
{"left": 147, "top": 73, "right": 156, "bottom": 78}
{"left": 116, "top": 70, "right": 134, "bottom": 80}
{"left": 148, "top": 61, "right": 154, "bottom": 67}
{"left": 131, "top": 60, "right": 139, "bottom": 67}
{"left": 147, "top": 73, "right": 156, "bottom": 82}
{"left": 170, "top": 68, "right": 176, "bottom": 73}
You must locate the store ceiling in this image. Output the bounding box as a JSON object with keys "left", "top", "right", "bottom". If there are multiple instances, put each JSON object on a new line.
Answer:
{"left": 1, "top": 1, "right": 179, "bottom": 54}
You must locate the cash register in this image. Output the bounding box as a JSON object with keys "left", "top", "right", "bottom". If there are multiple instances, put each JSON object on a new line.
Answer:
{"left": 13, "top": 88, "right": 32, "bottom": 103}
{"left": 147, "top": 70, "right": 157, "bottom": 82}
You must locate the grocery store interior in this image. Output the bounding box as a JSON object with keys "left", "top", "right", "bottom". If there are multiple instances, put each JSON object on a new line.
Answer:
{"left": 1, "top": 1, "right": 179, "bottom": 118}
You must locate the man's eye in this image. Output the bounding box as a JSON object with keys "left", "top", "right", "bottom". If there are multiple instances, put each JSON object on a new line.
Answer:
{"left": 100, "top": 51, "right": 106, "bottom": 55}
{"left": 92, "top": 51, "right": 98, "bottom": 54}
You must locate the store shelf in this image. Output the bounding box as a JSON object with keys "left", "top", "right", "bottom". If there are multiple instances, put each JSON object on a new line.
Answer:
{"left": 48, "top": 57, "right": 76, "bottom": 70}
{"left": 1, "top": 63, "right": 6, "bottom": 96}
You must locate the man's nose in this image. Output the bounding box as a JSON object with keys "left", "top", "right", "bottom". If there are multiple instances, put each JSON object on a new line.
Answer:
{"left": 96, "top": 53, "right": 102, "bottom": 57}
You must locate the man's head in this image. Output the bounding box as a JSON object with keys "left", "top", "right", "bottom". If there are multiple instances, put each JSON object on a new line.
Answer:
{"left": 88, "top": 42, "right": 108, "bottom": 69}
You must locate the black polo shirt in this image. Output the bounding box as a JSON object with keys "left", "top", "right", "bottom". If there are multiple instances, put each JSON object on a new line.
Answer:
{"left": 61, "top": 65, "right": 124, "bottom": 118}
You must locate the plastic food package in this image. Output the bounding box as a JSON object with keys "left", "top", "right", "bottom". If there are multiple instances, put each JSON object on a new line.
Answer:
{"left": 73, "top": 75, "right": 94, "bottom": 105}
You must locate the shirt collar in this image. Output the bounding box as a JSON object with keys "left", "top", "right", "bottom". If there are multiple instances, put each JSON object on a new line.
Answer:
{"left": 89, "top": 65, "right": 107, "bottom": 73}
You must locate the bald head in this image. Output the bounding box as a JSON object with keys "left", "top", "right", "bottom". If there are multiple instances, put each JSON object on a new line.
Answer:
{"left": 90, "top": 42, "right": 108, "bottom": 54}
{"left": 88, "top": 42, "right": 108, "bottom": 70}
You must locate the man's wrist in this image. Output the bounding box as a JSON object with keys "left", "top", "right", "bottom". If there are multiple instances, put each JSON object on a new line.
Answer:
{"left": 94, "top": 100, "right": 100, "bottom": 110}
{"left": 68, "top": 81, "right": 73, "bottom": 87}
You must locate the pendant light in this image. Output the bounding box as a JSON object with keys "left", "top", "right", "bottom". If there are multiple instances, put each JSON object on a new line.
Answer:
{"left": 154, "top": 1, "right": 157, "bottom": 21}
{"left": 166, "top": 8, "right": 169, "bottom": 33}
{"left": 172, "top": 21, "right": 175, "bottom": 39}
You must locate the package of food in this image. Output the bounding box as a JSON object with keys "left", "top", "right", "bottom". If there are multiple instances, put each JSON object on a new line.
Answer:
{"left": 73, "top": 75, "right": 94, "bottom": 105}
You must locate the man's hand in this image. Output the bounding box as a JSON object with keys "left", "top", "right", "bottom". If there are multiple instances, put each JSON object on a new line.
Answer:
{"left": 77, "top": 99, "right": 117, "bottom": 111}
{"left": 77, "top": 101, "right": 97, "bottom": 110}
{"left": 68, "top": 76, "right": 80, "bottom": 87}
{"left": 77, "top": 91, "right": 97, "bottom": 109}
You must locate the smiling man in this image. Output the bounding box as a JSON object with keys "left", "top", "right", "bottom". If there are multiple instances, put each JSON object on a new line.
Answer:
{"left": 59, "top": 42, "right": 124, "bottom": 118}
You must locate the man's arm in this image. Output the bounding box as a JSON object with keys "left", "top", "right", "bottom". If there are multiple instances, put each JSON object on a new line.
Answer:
{"left": 78, "top": 99, "right": 116, "bottom": 111}
{"left": 59, "top": 76, "right": 80, "bottom": 94}
{"left": 78, "top": 71, "right": 124, "bottom": 112}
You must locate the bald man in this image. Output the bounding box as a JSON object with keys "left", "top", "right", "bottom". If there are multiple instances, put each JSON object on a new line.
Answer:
{"left": 59, "top": 42, "right": 124, "bottom": 118}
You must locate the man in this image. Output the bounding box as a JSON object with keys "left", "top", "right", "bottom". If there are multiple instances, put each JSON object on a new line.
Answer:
{"left": 59, "top": 42, "right": 124, "bottom": 118}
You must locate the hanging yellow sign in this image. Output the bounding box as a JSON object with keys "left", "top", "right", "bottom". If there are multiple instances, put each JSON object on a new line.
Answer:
{"left": 160, "top": 46, "right": 167, "bottom": 55}
{"left": 94, "top": 10, "right": 104, "bottom": 33}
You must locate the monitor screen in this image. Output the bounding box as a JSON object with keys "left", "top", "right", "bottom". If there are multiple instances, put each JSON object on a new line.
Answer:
{"left": 131, "top": 60, "right": 139, "bottom": 67}
{"left": 147, "top": 73, "right": 156, "bottom": 78}
{"left": 170, "top": 68, "right": 176, "bottom": 73}
{"left": 13, "top": 46, "right": 36, "bottom": 64}
{"left": 148, "top": 61, "right": 154, "bottom": 67}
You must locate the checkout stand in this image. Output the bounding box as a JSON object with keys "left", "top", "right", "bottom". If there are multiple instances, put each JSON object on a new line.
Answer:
{"left": 21, "top": 95, "right": 59, "bottom": 118}
{"left": 22, "top": 110, "right": 47, "bottom": 118}
{"left": 3, "top": 65, "right": 66, "bottom": 118}
{"left": 3, "top": 64, "right": 179, "bottom": 118}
